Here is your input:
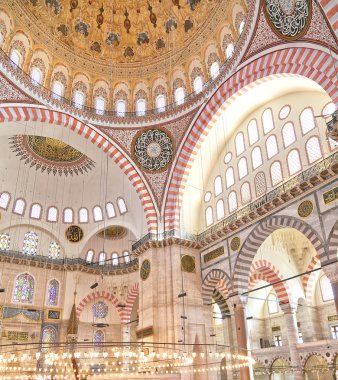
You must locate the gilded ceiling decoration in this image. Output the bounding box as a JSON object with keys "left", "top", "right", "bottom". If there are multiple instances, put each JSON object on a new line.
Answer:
{"left": 133, "top": 129, "right": 173, "bottom": 171}
{"left": 264, "top": 0, "right": 311, "bottom": 39}
{"left": 140, "top": 259, "right": 151, "bottom": 281}
{"left": 97, "top": 226, "right": 128, "bottom": 240}
{"left": 9, "top": 135, "right": 95, "bottom": 176}
{"left": 26, "top": 0, "right": 219, "bottom": 63}
{"left": 297, "top": 200, "right": 314, "bottom": 218}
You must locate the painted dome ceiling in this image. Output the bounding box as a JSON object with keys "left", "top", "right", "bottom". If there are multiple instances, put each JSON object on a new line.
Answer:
{"left": 25, "top": 0, "right": 221, "bottom": 64}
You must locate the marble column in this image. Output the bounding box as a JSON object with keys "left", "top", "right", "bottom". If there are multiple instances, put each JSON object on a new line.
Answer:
{"left": 323, "top": 263, "right": 338, "bottom": 315}
{"left": 280, "top": 304, "right": 302, "bottom": 380}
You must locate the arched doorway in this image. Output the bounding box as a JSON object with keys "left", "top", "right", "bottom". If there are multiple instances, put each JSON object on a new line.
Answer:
{"left": 253, "top": 360, "right": 269, "bottom": 380}
{"left": 304, "top": 354, "right": 331, "bottom": 380}
{"left": 270, "top": 358, "right": 291, "bottom": 380}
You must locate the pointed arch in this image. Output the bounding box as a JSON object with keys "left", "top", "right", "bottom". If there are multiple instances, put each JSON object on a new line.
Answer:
{"left": 327, "top": 220, "right": 338, "bottom": 263}
{"left": 302, "top": 255, "right": 321, "bottom": 304}
{"left": 233, "top": 215, "right": 326, "bottom": 294}
{"left": 164, "top": 47, "right": 338, "bottom": 231}
{"left": 121, "top": 283, "right": 139, "bottom": 323}
{"left": 202, "top": 269, "right": 233, "bottom": 305}
{"left": 0, "top": 106, "right": 157, "bottom": 233}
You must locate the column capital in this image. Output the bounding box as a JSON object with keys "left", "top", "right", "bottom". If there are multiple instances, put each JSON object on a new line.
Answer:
{"left": 280, "top": 303, "right": 297, "bottom": 314}
{"left": 322, "top": 262, "right": 338, "bottom": 283}
{"left": 227, "top": 294, "right": 248, "bottom": 309}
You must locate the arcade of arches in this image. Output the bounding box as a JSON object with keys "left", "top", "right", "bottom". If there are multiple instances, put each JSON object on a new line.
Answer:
{"left": 0, "top": 0, "right": 337, "bottom": 379}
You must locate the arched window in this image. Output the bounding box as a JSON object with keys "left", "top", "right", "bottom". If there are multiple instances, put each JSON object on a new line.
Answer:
{"left": 266, "top": 135, "right": 278, "bottom": 159}
{"left": 117, "top": 198, "right": 127, "bottom": 214}
{"left": 205, "top": 206, "right": 213, "bottom": 227}
{"left": 95, "top": 97, "right": 105, "bottom": 115}
{"left": 267, "top": 293, "right": 279, "bottom": 314}
{"left": 270, "top": 161, "right": 283, "bottom": 186}
{"left": 238, "top": 157, "right": 248, "bottom": 179}
{"left": 193, "top": 76, "right": 203, "bottom": 94}
{"left": 99, "top": 252, "right": 106, "bottom": 265}
{"left": 136, "top": 99, "right": 146, "bottom": 116}
{"left": 48, "top": 242, "right": 60, "bottom": 259}
{"left": 300, "top": 108, "right": 316, "bottom": 134}
{"left": 279, "top": 105, "right": 291, "bottom": 120}
{"left": 123, "top": 251, "right": 130, "bottom": 264}
{"left": 210, "top": 61, "right": 220, "bottom": 79}
{"left": 47, "top": 206, "right": 58, "bottom": 222}
{"left": 320, "top": 275, "right": 334, "bottom": 301}
{"left": 0, "top": 233, "right": 10, "bottom": 251}
{"left": 255, "top": 171, "right": 266, "bottom": 196}
{"left": 30, "top": 203, "right": 42, "bottom": 219}
{"left": 112, "top": 252, "right": 119, "bottom": 266}
{"left": 287, "top": 149, "right": 302, "bottom": 175}
{"left": 174, "top": 87, "right": 185, "bottom": 105}
{"left": 116, "top": 100, "right": 126, "bottom": 117}
{"left": 216, "top": 199, "right": 225, "bottom": 220}
{"left": 213, "top": 302, "right": 223, "bottom": 326}
{"left": 94, "top": 330, "right": 105, "bottom": 345}
{"left": 10, "top": 49, "right": 21, "bottom": 66}
{"left": 225, "top": 167, "right": 235, "bottom": 188}
{"left": 306, "top": 136, "right": 322, "bottom": 164}
{"left": 93, "top": 206, "right": 103, "bottom": 222}
{"left": 322, "top": 102, "right": 336, "bottom": 118}
{"left": 13, "top": 198, "right": 26, "bottom": 215}
{"left": 31, "top": 67, "right": 42, "bottom": 85}
{"left": 214, "top": 176, "right": 223, "bottom": 196}
{"left": 22, "top": 232, "right": 38, "bottom": 256}
{"left": 228, "top": 191, "right": 238, "bottom": 213}
{"left": 74, "top": 91, "right": 85, "bottom": 109}
{"left": 86, "top": 249, "right": 94, "bottom": 263}
{"left": 252, "top": 147, "right": 263, "bottom": 170}
{"left": 79, "top": 207, "right": 89, "bottom": 223}
{"left": 226, "top": 43, "right": 234, "bottom": 59}
{"left": 105, "top": 202, "right": 116, "bottom": 218}
{"left": 63, "top": 208, "right": 73, "bottom": 223}
{"left": 0, "top": 192, "right": 10, "bottom": 209}
{"left": 241, "top": 182, "right": 251, "bottom": 204}
{"left": 41, "top": 326, "right": 57, "bottom": 352}
{"left": 235, "top": 132, "right": 245, "bottom": 156}
{"left": 46, "top": 279, "right": 59, "bottom": 306}
{"left": 239, "top": 20, "right": 245, "bottom": 34}
{"left": 248, "top": 120, "right": 259, "bottom": 145}
{"left": 52, "top": 81, "right": 63, "bottom": 99}
{"left": 262, "top": 108, "right": 274, "bottom": 134}
{"left": 282, "top": 122, "right": 296, "bottom": 147}
{"left": 13, "top": 273, "right": 34, "bottom": 303}
{"left": 156, "top": 94, "right": 166, "bottom": 112}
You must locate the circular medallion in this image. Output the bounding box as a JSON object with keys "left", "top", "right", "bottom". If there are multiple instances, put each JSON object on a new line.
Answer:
{"left": 65, "top": 225, "right": 84, "bottom": 243}
{"left": 92, "top": 301, "right": 108, "bottom": 319}
{"left": 140, "top": 259, "right": 151, "bottom": 281}
{"left": 97, "top": 226, "right": 127, "bottom": 240}
{"left": 230, "top": 236, "right": 241, "bottom": 251}
{"left": 134, "top": 129, "right": 173, "bottom": 171}
{"left": 181, "top": 255, "right": 196, "bottom": 273}
{"left": 264, "top": 0, "right": 311, "bottom": 40}
{"left": 298, "top": 200, "right": 313, "bottom": 218}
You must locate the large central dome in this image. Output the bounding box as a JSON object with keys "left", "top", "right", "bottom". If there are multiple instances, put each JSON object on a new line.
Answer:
{"left": 25, "top": 0, "right": 220, "bottom": 64}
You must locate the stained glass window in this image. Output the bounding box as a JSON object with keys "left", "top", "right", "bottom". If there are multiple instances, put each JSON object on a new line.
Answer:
{"left": 94, "top": 330, "right": 105, "bottom": 345}
{"left": 13, "top": 273, "right": 34, "bottom": 303}
{"left": 48, "top": 242, "right": 60, "bottom": 259}
{"left": 0, "top": 233, "right": 10, "bottom": 251}
{"left": 47, "top": 279, "right": 59, "bottom": 306}
{"left": 22, "top": 232, "right": 38, "bottom": 256}
{"left": 92, "top": 301, "right": 108, "bottom": 319}
{"left": 41, "top": 326, "right": 57, "bottom": 352}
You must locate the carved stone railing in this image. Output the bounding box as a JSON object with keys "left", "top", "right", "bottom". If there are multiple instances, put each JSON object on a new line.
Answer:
{"left": 0, "top": 249, "right": 138, "bottom": 274}
{"left": 132, "top": 152, "right": 338, "bottom": 252}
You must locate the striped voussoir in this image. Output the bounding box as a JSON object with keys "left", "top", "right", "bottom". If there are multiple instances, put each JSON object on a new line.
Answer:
{"left": 303, "top": 255, "right": 321, "bottom": 304}
{"left": 76, "top": 291, "right": 124, "bottom": 321}
{"left": 0, "top": 106, "right": 157, "bottom": 233}
{"left": 327, "top": 220, "right": 338, "bottom": 263}
{"left": 318, "top": 0, "right": 338, "bottom": 32}
{"left": 202, "top": 269, "right": 232, "bottom": 305}
{"left": 213, "top": 289, "right": 230, "bottom": 318}
{"left": 248, "top": 259, "right": 292, "bottom": 305}
{"left": 121, "top": 283, "right": 139, "bottom": 324}
{"left": 164, "top": 47, "right": 338, "bottom": 231}
{"left": 233, "top": 215, "right": 325, "bottom": 294}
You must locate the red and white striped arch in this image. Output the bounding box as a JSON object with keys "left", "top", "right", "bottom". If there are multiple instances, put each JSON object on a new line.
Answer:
{"left": 202, "top": 269, "right": 233, "bottom": 305}
{"left": 76, "top": 290, "right": 124, "bottom": 321}
{"left": 302, "top": 255, "right": 321, "bottom": 304}
{"left": 0, "top": 106, "right": 158, "bottom": 233}
{"left": 318, "top": 0, "right": 338, "bottom": 33}
{"left": 121, "top": 283, "right": 139, "bottom": 324}
{"left": 248, "top": 259, "right": 293, "bottom": 305}
{"left": 164, "top": 47, "right": 338, "bottom": 231}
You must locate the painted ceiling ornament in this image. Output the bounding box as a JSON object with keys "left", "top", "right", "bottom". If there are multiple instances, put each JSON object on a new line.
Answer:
{"left": 155, "top": 38, "right": 165, "bottom": 50}
{"left": 69, "top": 0, "right": 78, "bottom": 12}
{"left": 45, "top": 0, "right": 63, "bottom": 15}
{"left": 264, "top": 0, "right": 311, "bottom": 39}
{"left": 124, "top": 9, "right": 131, "bottom": 33}
{"left": 97, "top": 226, "right": 128, "bottom": 240}
{"left": 137, "top": 32, "right": 150, "bottom": 46}
{"left": 148, "top": 3, "right": 157, "bottom": 27}
{"left": 9, "top": 135, "right": 95, "bottom": 176}
{"left": 75, "top": 18, "right": 90, "bottom": 37}
{"left": 57, "top": 24, "right": 69, "bottom": 37}
{"left": 106, "top": 32, "right": 120, "bottom": 46}
{"left": 188, "top": 0, "right": 201, "bottom": 11}
{"left": 124, "top": 46, "right": 134, "bottom": 58}
{"left": 172, "top": 0, "right": 181, "bottom": 9}
{"left": 134, "top": 129, "right": 173, "bottom": 171}
{"left": 166, "top": 17, "right": 178, "bottom": 33}
{"left": 91, "top": 41, "right": 101, "bottom": 52}
{"left": 184, "top": 19, "right": 193, "bottom": 32}
{"left": 96, "top": 5, "right": 104, "bottom": 29}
